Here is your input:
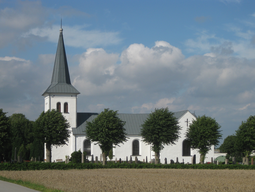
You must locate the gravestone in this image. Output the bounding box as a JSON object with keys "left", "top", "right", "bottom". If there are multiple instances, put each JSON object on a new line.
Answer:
{"left": 115, "top": 158, "right": 117, "bottom": 163}
{"left": 146, "top": 156, "right": 148, "bottom": 163}
{"left": 165, "top": 158, "right": 167, "bottom": 164}
{"left": 211, "top": 157, "right": 213, "bottom": 164}
{"left": 251, "top": 158, "right": 254, "bottom": 165}
{"left": 135, "top": 156, "right": 138, "bottom": 164}
{"left": 91, "top": 155, "right": 94, "bottom": 163}
{"left": 217, "top": 160, "right": 219, "bottom": 165}
{"left": 191, "top": 156, "right": 194, "bottom": 165}
{"left": 126, "top": 156, "right": 128, "bottom": 163}
{"left": 65, "top": 156, "right": 69, "bottom": 164}
{"left": 242, "top": 157, "right": 245, "bottom": 165}
{"left": 95, "top": 156, "right": 98, "bottom": 164}
{"left": 31, "top": 157, "right": 34, "bottom": 162}
{"left": 176, "top": 157, "right": 179, "bottom": 163}
{"left": 170, "top": 159, "right": 174, "bottom": 164}
{"left": 129, "top": 156, "right": 132, "bottom": 163}
{"left": 225, "top": 159, "right": 228, "bottom": 165}
{"left": 119, "top": 158, "right": 122, "bottom": 163}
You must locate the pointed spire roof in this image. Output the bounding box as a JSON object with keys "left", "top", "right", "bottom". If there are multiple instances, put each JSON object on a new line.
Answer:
{"left": 43, "top": 27, "right": 80, "bottom": 95}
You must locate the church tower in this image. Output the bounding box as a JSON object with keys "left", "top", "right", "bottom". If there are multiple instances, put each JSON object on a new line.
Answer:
{"left": 42, "top": 27, "right": 80, "bottom": 161}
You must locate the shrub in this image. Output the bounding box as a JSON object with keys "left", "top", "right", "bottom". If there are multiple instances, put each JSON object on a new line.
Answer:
{"left": 71, "top": 150, "right": 82, "bottom": 163}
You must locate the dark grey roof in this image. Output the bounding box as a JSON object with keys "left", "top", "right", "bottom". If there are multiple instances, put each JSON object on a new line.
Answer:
{"left": 72, "top": 110, "right": 191, "bottom": 136}
{"left": 43, "top": 28, "right": 80, "bottom": 95}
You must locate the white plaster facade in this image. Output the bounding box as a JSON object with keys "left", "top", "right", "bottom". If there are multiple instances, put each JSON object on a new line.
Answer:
{"left": 68, "top": 110, "right": 214, "bottom": 164}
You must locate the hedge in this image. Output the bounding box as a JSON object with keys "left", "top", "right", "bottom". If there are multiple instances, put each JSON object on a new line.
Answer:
{"left": 1, "top": 162, "right": 255, "bottom": 171}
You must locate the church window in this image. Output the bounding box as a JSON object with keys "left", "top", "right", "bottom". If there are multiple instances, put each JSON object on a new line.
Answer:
{"left": 182, "top": 139, "right": 191, "bottom": 156}
{"left": 57, "top": 102, "right": 61, "bottom": 112}
{"left": 132, "top": 140, "right": 139, "bottom": 156}
{"left": 83, "top": 139, "right": 91, "bottom": 156}
{"left": 64, "top": 102, "right": 68, "bottom": 113}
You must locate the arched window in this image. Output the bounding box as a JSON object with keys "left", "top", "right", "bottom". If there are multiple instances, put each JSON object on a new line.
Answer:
{"left": 57, "top": 102, "right": 61, "bottom": 112}
{"left": 83, "top": 139, "right": 91, "bottom": 156}
{"left": 182, "top": 139, "right": 191, "bottom": 156}
{"left": 64, "top": 102, "right": 68, "bottom": 113}
{"left": 132, "top": 140, "right": 139, "bottom": 156}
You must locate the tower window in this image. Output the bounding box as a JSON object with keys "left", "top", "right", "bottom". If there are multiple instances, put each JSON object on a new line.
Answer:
{"left": 132, "top": 140, "right": 139, "bottom": 156}
{"left": 64, "top": 102, "right": 68, "bottom": 113}
{"left": 57, "top": 102, "right": 61, "bottom": 112}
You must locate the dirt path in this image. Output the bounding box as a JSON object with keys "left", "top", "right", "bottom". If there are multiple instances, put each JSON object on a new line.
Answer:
{"left": 0, "top": 169, "right": 255, "bottom": 192}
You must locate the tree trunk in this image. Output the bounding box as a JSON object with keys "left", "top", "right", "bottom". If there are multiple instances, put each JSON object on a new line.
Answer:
{"left": 102, "top": 152, "right": 106, "bottom": 165}
{"left": 46, "top": 143, "right": 51, "bottom": 163}
{"left": 155, "top": 152, "right": 160, "bottom": 164}
{"left": 200, "top": 154, "right": 205, "bottom": 164}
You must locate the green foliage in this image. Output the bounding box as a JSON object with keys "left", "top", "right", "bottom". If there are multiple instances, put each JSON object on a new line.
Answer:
{"left": 71, "top": 150, "right": 82, "bottom": 163}
{"left": 1, "top": 161, "right": 255, "bottom": 171}
{"left": 235, "top": 115, "right": 255, "bottom": 158}
{"left": 0, "top": 109, "right": 11, "bottom": 161}
{"left": 35, "top": 110, "right": 70, "bottom": 146}
{"left": 186, "top": 115, "right": 222, "bottom": 163}
{"left": 85, "top": 108, "right": 127, "bottom": 163}
{"left": 35, "top": 110, "right": 70, "bottom": 162}
{"left": 9, "top": 113, "right": 34, "bottom": 160}
{"left": 141, "top": 108, "right": 180, "bottom": 163}
{"left": 219, "top": 135, "right": 242, "bottom": 161}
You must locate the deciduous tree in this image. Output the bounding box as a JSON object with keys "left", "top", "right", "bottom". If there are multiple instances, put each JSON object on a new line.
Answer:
{"left": 35, "top": 110, "right": 70, "bottom": 162}
{"left": 85, "top": 109, "right": 127, "bottom": 165}
{"left": 9, "top": 113, "right": 33, "bottom": 160}
{"left": 0, "top": 109, "right": 11, "bottom": 161}
{"left": 235, "top": 115, "right": 255, "bottom": 159}
{"left": 186, "top": 115, "right": 221, "bottom": 164}
{"left": 141, "top": 108, "right": 180, "bottom": 164}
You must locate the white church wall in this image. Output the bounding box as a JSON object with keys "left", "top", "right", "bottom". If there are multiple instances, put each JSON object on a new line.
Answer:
{"left": 114, "top": 136, "right": 151, "bottom": 162}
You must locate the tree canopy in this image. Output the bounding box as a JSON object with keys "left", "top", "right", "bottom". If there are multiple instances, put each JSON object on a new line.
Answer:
{"left": 186, "top": 115, "right": 221, "bottom": 163}
{"left": 235, "top": 115, "right": 255, "bottom": 158}
{"left": 9, "top": 113, "right": 34, "bottom": 161}
{"left": 85, "top": 108, "right": 127, "bottom": 165}
{"left": 35, "top": 109, "right": 70, "bottom": 162}
{"left": 219, "top": 135, "right": 236, "bottom": 155}
{"left": 141, "top": 108, "right": 180, "bottom": 164}
{"left": 0, "top": 109, "right": 11, "bottom": 161}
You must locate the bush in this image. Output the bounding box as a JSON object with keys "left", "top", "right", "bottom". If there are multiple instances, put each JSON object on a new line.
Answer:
{"left": 71, "top": 150, "right": 82, "bottom": 163}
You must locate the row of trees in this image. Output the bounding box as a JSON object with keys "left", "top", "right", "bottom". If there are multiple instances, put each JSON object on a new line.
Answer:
{"left": 220, "top": 115, "right": 255, "bottom": 162}
{"left": 85, "top": 108, "right": 222, "bottom": 164}
{"left": 0, "top": 109, "right": 69, "bottom": 162}
{"left": 1, "top": 106, "right": 223, "bottom": 164}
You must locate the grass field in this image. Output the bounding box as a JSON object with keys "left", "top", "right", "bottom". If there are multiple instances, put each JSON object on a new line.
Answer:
{"left": 0, "top": 169, "right": 255, "bottom": 192}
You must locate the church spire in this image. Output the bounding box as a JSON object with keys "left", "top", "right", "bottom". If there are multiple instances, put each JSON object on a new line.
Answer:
{"left": 43, "top": 27, "right": 80, "bottom": 95}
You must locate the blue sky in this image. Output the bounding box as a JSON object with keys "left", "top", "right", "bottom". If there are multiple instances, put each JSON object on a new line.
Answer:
{"left": 1, "top": 0, "right": 255, "bottom": 145}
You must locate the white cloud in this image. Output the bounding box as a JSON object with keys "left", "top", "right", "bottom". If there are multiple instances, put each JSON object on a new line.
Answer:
{"left": 24, "top": 25, "right": 122, "bottom": 48}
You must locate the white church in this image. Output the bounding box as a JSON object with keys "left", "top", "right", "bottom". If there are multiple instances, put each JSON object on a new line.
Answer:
{"left": 42, "top": 27, "right": 214, "bottom": 164}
